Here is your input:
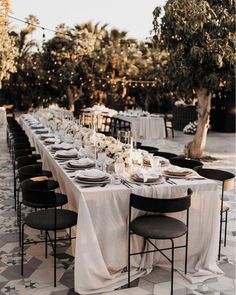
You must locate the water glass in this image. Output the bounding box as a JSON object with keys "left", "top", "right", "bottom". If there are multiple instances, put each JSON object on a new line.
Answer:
{"left": 114, "top": 162, "right": 125, "bottom": 175}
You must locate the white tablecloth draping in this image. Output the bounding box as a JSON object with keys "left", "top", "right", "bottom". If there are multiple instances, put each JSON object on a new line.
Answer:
{"left": 115, "top": 114, "right": 166, "bottom": 140}
{"left": 20, "top": 114, "right": 223, "bottom": 294}
{"left": 0, "top": 107, "right": 7, "bottom": 127}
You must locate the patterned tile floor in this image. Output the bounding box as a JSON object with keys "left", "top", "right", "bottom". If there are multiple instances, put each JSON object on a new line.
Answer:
{"left": 0, "top": 127, "right": 235, "bottom": 295}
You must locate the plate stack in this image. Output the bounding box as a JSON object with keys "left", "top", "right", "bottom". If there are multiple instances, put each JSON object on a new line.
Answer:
{"left": 30, "top": 124, "right": 44, "bottom": 129}
{"left": 130, "top": 171, "right": 164, "bottom": 185}
{"left": 44, "top": 138, "right": 57, "bottom": 145}
{"left": 51, "top": 143, "right": 75, "bottom": 151}
{"left": 164, "top": 167, "right": 193, "bottom": 178}
{"left": 35, "top": 129, "right": 49, "bottom": 134}
{"left": 64, "top": 158, "right": 95, "bottom": 170}
{"left": 54, "top": 149, "right": 78, "bottom": 160}
{"left": 75, "top": 169, "right": 110, "bottom": 184}
{"left": 40, "top": 134, "right": 55, "bottom": 140}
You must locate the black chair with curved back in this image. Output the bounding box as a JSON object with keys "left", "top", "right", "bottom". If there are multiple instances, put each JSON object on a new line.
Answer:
{"left": 197, "top": 168, "right": 235, "bottom": 259}
{"left": 154, "top": 151, "right": 178, "bottom": 160}
{"left": 13, "top": 149, "right": 41, "bottom": 209}
{"left": 18, "top": 163, "right": 57, "bottom": 189}
{"left": 18, "top": 176, "right": 67, "bottom": 247}
{"left": 128, "top": 189, "right": 193, "bottom": 295}
{"left": 16, "top": 163, "right": 58, "bottom": 223}
{"left": 139, "top": 145, "right": 159, "bottom": 154}
{"left": 20, "top": 178, "right": 77, "bottom": 287}
{"left": 169, "top": 157, "right": 203, "bottom": 171}
{"left": 98, "top": 115, "right": 112, "bottom": 136}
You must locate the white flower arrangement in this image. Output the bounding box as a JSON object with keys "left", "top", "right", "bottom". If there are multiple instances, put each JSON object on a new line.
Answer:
{"left": 183, "top": 121, "right": 198, "bottom": 134}
{"left": 33, "top": 109, "right": 146, "bottom": 164}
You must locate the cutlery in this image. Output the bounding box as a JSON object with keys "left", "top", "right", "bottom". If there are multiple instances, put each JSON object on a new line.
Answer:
{"left": 121, "top": 179, "right": 133, "bottom": 188}
{"left": 185, "top": 177, "right": 206, "bottom": 181}
{"left": 80, "top": 183, "right": 107, "bottom": 188}
{"left": 165, "top": 177, "right": 176, "bottom": 185}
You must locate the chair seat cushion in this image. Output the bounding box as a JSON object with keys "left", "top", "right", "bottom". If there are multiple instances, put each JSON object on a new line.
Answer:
{"left": 131, "top": 215, "right": 187, "bottom": 239}
{"left": 25, "top": 209, "right": 77, "bottom": 230}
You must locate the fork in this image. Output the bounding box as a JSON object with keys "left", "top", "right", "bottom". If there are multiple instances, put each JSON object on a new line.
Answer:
{"left": 165, "top": 177, "right": 176, "bottom": 185}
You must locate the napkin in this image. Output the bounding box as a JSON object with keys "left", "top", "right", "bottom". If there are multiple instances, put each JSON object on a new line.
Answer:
{"left": 52, "top": 143, "right": 74, "bottom": 150}
{"left": 132, "top": 169, "right": 161, "bottom": 183}
{"left": 44, "top": 138, "right": 57, "bottom": 144}
{"left": 76, "top": 169, "right": 107, "bottom": 179}
{"left": 69, "top": 158, "right": 94, "bottom": 167}
{"left": 165, "top": 166, "right": 191, "bottom": 174}
{"left": 55, "top": 149, "right": 78, "bottom": 158}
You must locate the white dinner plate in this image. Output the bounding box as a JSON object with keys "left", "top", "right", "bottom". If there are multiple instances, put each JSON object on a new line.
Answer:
{"left": 127, "top": 176, "right": 165, "bottom": 185}
{"left": 75, "top": 178, "right": 110, "bottom": 185}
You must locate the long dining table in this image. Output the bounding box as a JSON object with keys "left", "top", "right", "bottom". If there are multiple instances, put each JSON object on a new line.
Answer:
{"left": 20, "top": 114, "right": 223, "bottom": 294}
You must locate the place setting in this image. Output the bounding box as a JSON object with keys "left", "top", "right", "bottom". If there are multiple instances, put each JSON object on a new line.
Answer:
{"left": 54, "top": 148, "right": 78, "bottom": 161}
{"left": 126, "top": 169, "right": 165, "bottom": 186}
{"left": 51, "top": 142, "right": 75, "bottom": 152}
{"left": 74, "top": 168, "right": 111, "bottom": 187}
{"left": 64, "top": 158, "right": 95, "bottom": 171}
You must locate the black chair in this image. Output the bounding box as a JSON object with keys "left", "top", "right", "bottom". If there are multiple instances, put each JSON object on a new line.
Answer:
{"left": 169, "top": 157, "right": 203, "bottom": 171}
{"left": 139, "top": 145, "right": 159, "bottom": 154}
{"left": 136, "top": 142, "right": 142, "bottom": 149}
{"left": 16, "top": 155, "right": 41, "bottom": 169}
{"left": 197, "top": 168, "right": 235, "bottom": 259}
{"left": 162, "top": 113, "right": 174, "bottom": 138}
{"left": 128, "top": 189, "right": 192, "bottom": 295}
{"left": 99, "top": 115, "right": 112, "bottom": 136}
{"left": 13, "top": 150, "right": 41, "bottom": 207}
{"left": 154, "top": 151, "right": 178, "bottom": 160}
{"left": 16, "top": 163, "right": 58, "bottom": 215}
{"left": 18, "top": 176, "right": 67, "bottom": 246}
{"left": 21, "top": 178, "right": 77, "bottom": 287}
{"left": 18, "top": 164, "right": 57, "bottom": 188}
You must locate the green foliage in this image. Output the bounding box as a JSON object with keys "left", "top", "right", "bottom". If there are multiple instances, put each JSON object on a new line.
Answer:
{"left": 153, "top": 0, "right": 235, "bottom": 96}
{"left": 0, "top": 0, "right": 18, "bottom": 87}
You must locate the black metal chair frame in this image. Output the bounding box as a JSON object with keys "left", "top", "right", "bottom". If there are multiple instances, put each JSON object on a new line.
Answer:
{"left": 170, "top": 157, "right": 203, "bottom": 171}
{"left": 128, "top": 189, "right": 192, "bottom": 295}
{"left": 139, "top": 145, "right": 159, "bottom": 154}
{"left": 20, "top": 181, "right": 76, "bottom": 287}
{"left": 163, "top": 113, "right": 174, "bottom": 138}
{"left": 153, "top": 151, "right": 178, "bottom": 160}
{"left": 197, "top": 168, "right": 235, "bottom": 259}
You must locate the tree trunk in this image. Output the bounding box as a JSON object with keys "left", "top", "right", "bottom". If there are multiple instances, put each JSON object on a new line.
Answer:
{"left": 185, "top": 88, "right": 212, "bottom": 158}
{"left": 67, "top": 85, "right": 76, "bottom": 110}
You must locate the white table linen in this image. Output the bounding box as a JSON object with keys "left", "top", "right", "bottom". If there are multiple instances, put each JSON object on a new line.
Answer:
{"left": 20, "top": 114, "right": 223, "bottom": 294}
{"left": 116, "top": 114, "right": 166, "bottom": 140}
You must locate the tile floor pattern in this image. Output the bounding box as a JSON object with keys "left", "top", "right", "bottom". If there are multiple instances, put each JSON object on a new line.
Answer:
{"left": 0, "top": 128, "right": 235, "bottom": 294}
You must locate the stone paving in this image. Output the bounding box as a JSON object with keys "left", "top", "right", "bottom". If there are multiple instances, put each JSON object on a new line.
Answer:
{"left": 0, "top": 126, "right": 235, "bottom": 295}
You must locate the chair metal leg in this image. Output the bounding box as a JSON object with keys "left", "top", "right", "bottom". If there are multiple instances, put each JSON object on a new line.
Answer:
{"left": 54, "top": 230, "right": 57, "bottom": 287}
{"left": 224, "top": 211, "right": 228, "bottom": 247}
{"left": 218, "top": 211, "right": 223, "bottom": 260}
{"left": 19, "top": 202, "right": 22, "bottom": 247}
{"left": 170, "top": 239, "right": 174, "bottom": 295}
{"left": 45, "top": 230, "right": 48, "bottom": 258}
{"left": 128, "top": 232, "right": 131, "bottom": 288}
{"left": 185, "top": 231, "right": 189, "bottom": 274}
{"left": 21, "top": 223, "right": 26, "bottom": 276}
{"left": 69, "top": 227, "right": 72, "bottom": 243}
{"left": 14, "top": 179, "right": 16, "bottom": 211}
